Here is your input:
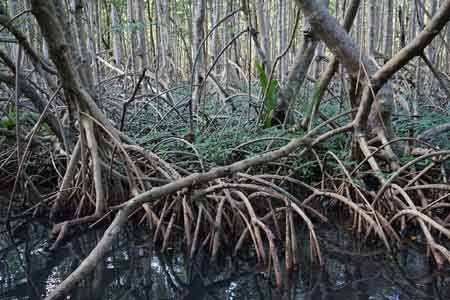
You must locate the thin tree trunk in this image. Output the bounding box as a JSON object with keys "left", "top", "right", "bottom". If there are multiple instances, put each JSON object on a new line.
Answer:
{"left": 256, "top": 0, "right": 271, "bottom": 69}
{"left": 87, "top": 0, "right": 100, "bottom": 88}
{"left": 384, "top": 0, "right": 394, "bottom": 58}
{"left": 127, "top": 0, "right": 137, "bottom": 77}
{"left": 70, "top": 0, "right": 94, "bottom": 93}
{"left": 356, "top": 0, "right": 363, "bottom": 46}
{"left": 428, "top": 0, "right": 438, "bottom": 61}
{"left": 8, "top": 0, "right": 19, "bottom": 62}
{"left": 276, "top": 19, "right": 319, "bottom": 125}
{"left": 278, "top": 0, "right": 287, "bottom": 82}
{"left": 447, "top": 25, "right": 450, "bottom": 73}
{"left": 302, "top": 0, "right": 361, "bottom": 129}
{"left": 155, "top": 0, "right": 171, "bottom": 80}
{"left": 135, "top": 0, "right": 149, "bottom": 71}
{"left": 210, "top": 0, "right": 221, "bottom": 65}
{"left": 241, "top": 0, "right": 270, "bottom": 71}
{"left": 367, "top": 0, "right": 376, "bottom": 55}
{"left": 111, "top": 2, "right": 122, "bottom": 66}
{"left": 191, "top": 0, "right": 206, "bottom": 116}
{"left": 276, "top": 0, "right": 329, "bottom": 125}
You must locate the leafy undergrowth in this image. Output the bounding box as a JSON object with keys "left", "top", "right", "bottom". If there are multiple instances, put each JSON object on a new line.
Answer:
{"left": 3, "top": 86, "right": 450, "bottom": 287}
{"left": 394, "top": 109, "right": 450, "bottom": 148}
{"left": 120, "top": 95, "right": 450, "bottom": 184}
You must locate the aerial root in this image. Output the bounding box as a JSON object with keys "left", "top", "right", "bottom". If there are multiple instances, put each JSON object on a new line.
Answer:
{"left": 3, "top": 113, "right": 450, "bottom": 299}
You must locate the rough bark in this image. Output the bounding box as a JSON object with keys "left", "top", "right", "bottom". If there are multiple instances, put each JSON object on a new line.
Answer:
{"left": 211, "top": 0, "right": 221, "bottom": 64}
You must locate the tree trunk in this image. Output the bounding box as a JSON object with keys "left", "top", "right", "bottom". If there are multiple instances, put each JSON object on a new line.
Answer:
{"left": 70, "top": 0, "right": 94, "bottom": 93}
{"left": 367, "top": 0, "right": 376, "bottom": 55}
{"left": 302, "top": 0, "right": 361, "bottom": 129}
{"left": 135, "top": 0, "right": 149, "bottom": 71}
{"left": 355, "top": 0, "right": 363, "bottom": 46}
{"left": 276, "top": 0, "right": 329, "bottom": 125}
{"left": 127, "top": 0, "right": 137, "bottom": 76}
{"left": 155, "top": 0, "right": 171, "bottom": 81}
{"left": 111, "top": 2, "right": 122, "bottom": 66}
{"left": 255, "top": 0, "right": 271, "bottom": 69}
{"left": 384, "top": 0, "right": 394, "bottom": 58}
{"left": 191, "top": 0, "right": 206, "bottom": 116}
{"left": 276, "top": 20, "right": 318, "bottom": 125}
{"left": 428, "top": 0, "right": 438, "bottom": 62}
{"left": 210, "top": 0, "right": 220, "bottom": 64}
{"left": 8, "top": 0, "right": 19, "bottom": 62}
{"left": 278, "top": 0, "right": 287, "bottom": 82}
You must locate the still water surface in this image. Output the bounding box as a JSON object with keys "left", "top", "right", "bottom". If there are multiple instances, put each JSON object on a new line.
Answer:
{"left": 0, "top": 221, "right": 448, "bottom": 300}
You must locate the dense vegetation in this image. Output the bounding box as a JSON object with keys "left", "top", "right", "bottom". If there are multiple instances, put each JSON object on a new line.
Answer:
{"left": 1, "top": 0, "right": 450, "bottom": 299}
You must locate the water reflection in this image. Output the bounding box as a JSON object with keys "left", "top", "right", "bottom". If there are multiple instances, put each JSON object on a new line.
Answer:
{"left": 0, "top": 222, "right": 448, "bottom": 300}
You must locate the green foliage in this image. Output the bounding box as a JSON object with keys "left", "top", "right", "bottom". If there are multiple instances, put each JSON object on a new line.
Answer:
{"left": 394, "top": 109, "right": 450, "bottom": 149}
{"left": 0, "top": 116, "right": 14, "bottom": 129}
{"left": 195, "top": 126, "right": 287, "bottom": 166}
{"left": 292, "top": 159, "right": 317, "bottom": 179}
{"left": 125, "top": 84, "right": 450, "bottom": 185}
{"left": 255, "top": 62, "right": 279, "bottom": 128}
{"left": 111, "top": 0, "right": 127, "bottom": 7}
{"left": 0, "top": 105, "right": 51, "bottom": 136}
{"left": 0, "top": 105, "right": 16, "bottom": 130}
{"left": 399, "top": 154, "right": 415, "bottom": 163}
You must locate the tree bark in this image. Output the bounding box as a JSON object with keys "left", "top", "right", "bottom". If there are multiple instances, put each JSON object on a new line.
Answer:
{"left": 111, "top": 2, "right": 122, "bottom": 66}
{"left": 127, "top": 0, "right": 137, "bottom": 76}
{"left": 276, "top": 22, "right": 318, "bottom": 125}
{"left": 384, "top": 0, "right": 394, "bottom": 58}
{"left": 275, "top": 0, "right": 329, "bottom": 126}
{"left": 255, "top": 0, "right": 271, "bottom": 69}
{"left": 69, "top": 0, "right": 95, "bottom": 93}
{"left": 294, "top": 0, "right": 450, "bottom": 160}
{"left": 135, "top": 0, "right": 149, "bottom": 71}
{"left": 367, "top": 0, "right": 376, "bottom": 55}
{"left": 191, "top": 0, "right": 206, "bottom": 116}
{"left": 278, "top": 0, "right": 287, "bottom": 81}
{"left": 301, "top": 0, "right": 361, "bottom": 129}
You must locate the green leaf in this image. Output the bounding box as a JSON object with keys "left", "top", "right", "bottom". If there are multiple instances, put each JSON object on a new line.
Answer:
{"left": 256, "top": 61, "right": 279, "bottom": 128}
{"left": 0, "top": 117, "right": 14, "bottom": 129}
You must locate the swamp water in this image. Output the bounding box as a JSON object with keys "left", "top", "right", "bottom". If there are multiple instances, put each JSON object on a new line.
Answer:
{"left": 0, "top": 216, "right": 449, "bottom": 299}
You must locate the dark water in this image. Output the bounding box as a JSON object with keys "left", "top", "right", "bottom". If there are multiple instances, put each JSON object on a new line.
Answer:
{"left": 0, "top": 220, "right": 449, "bottom": 300}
